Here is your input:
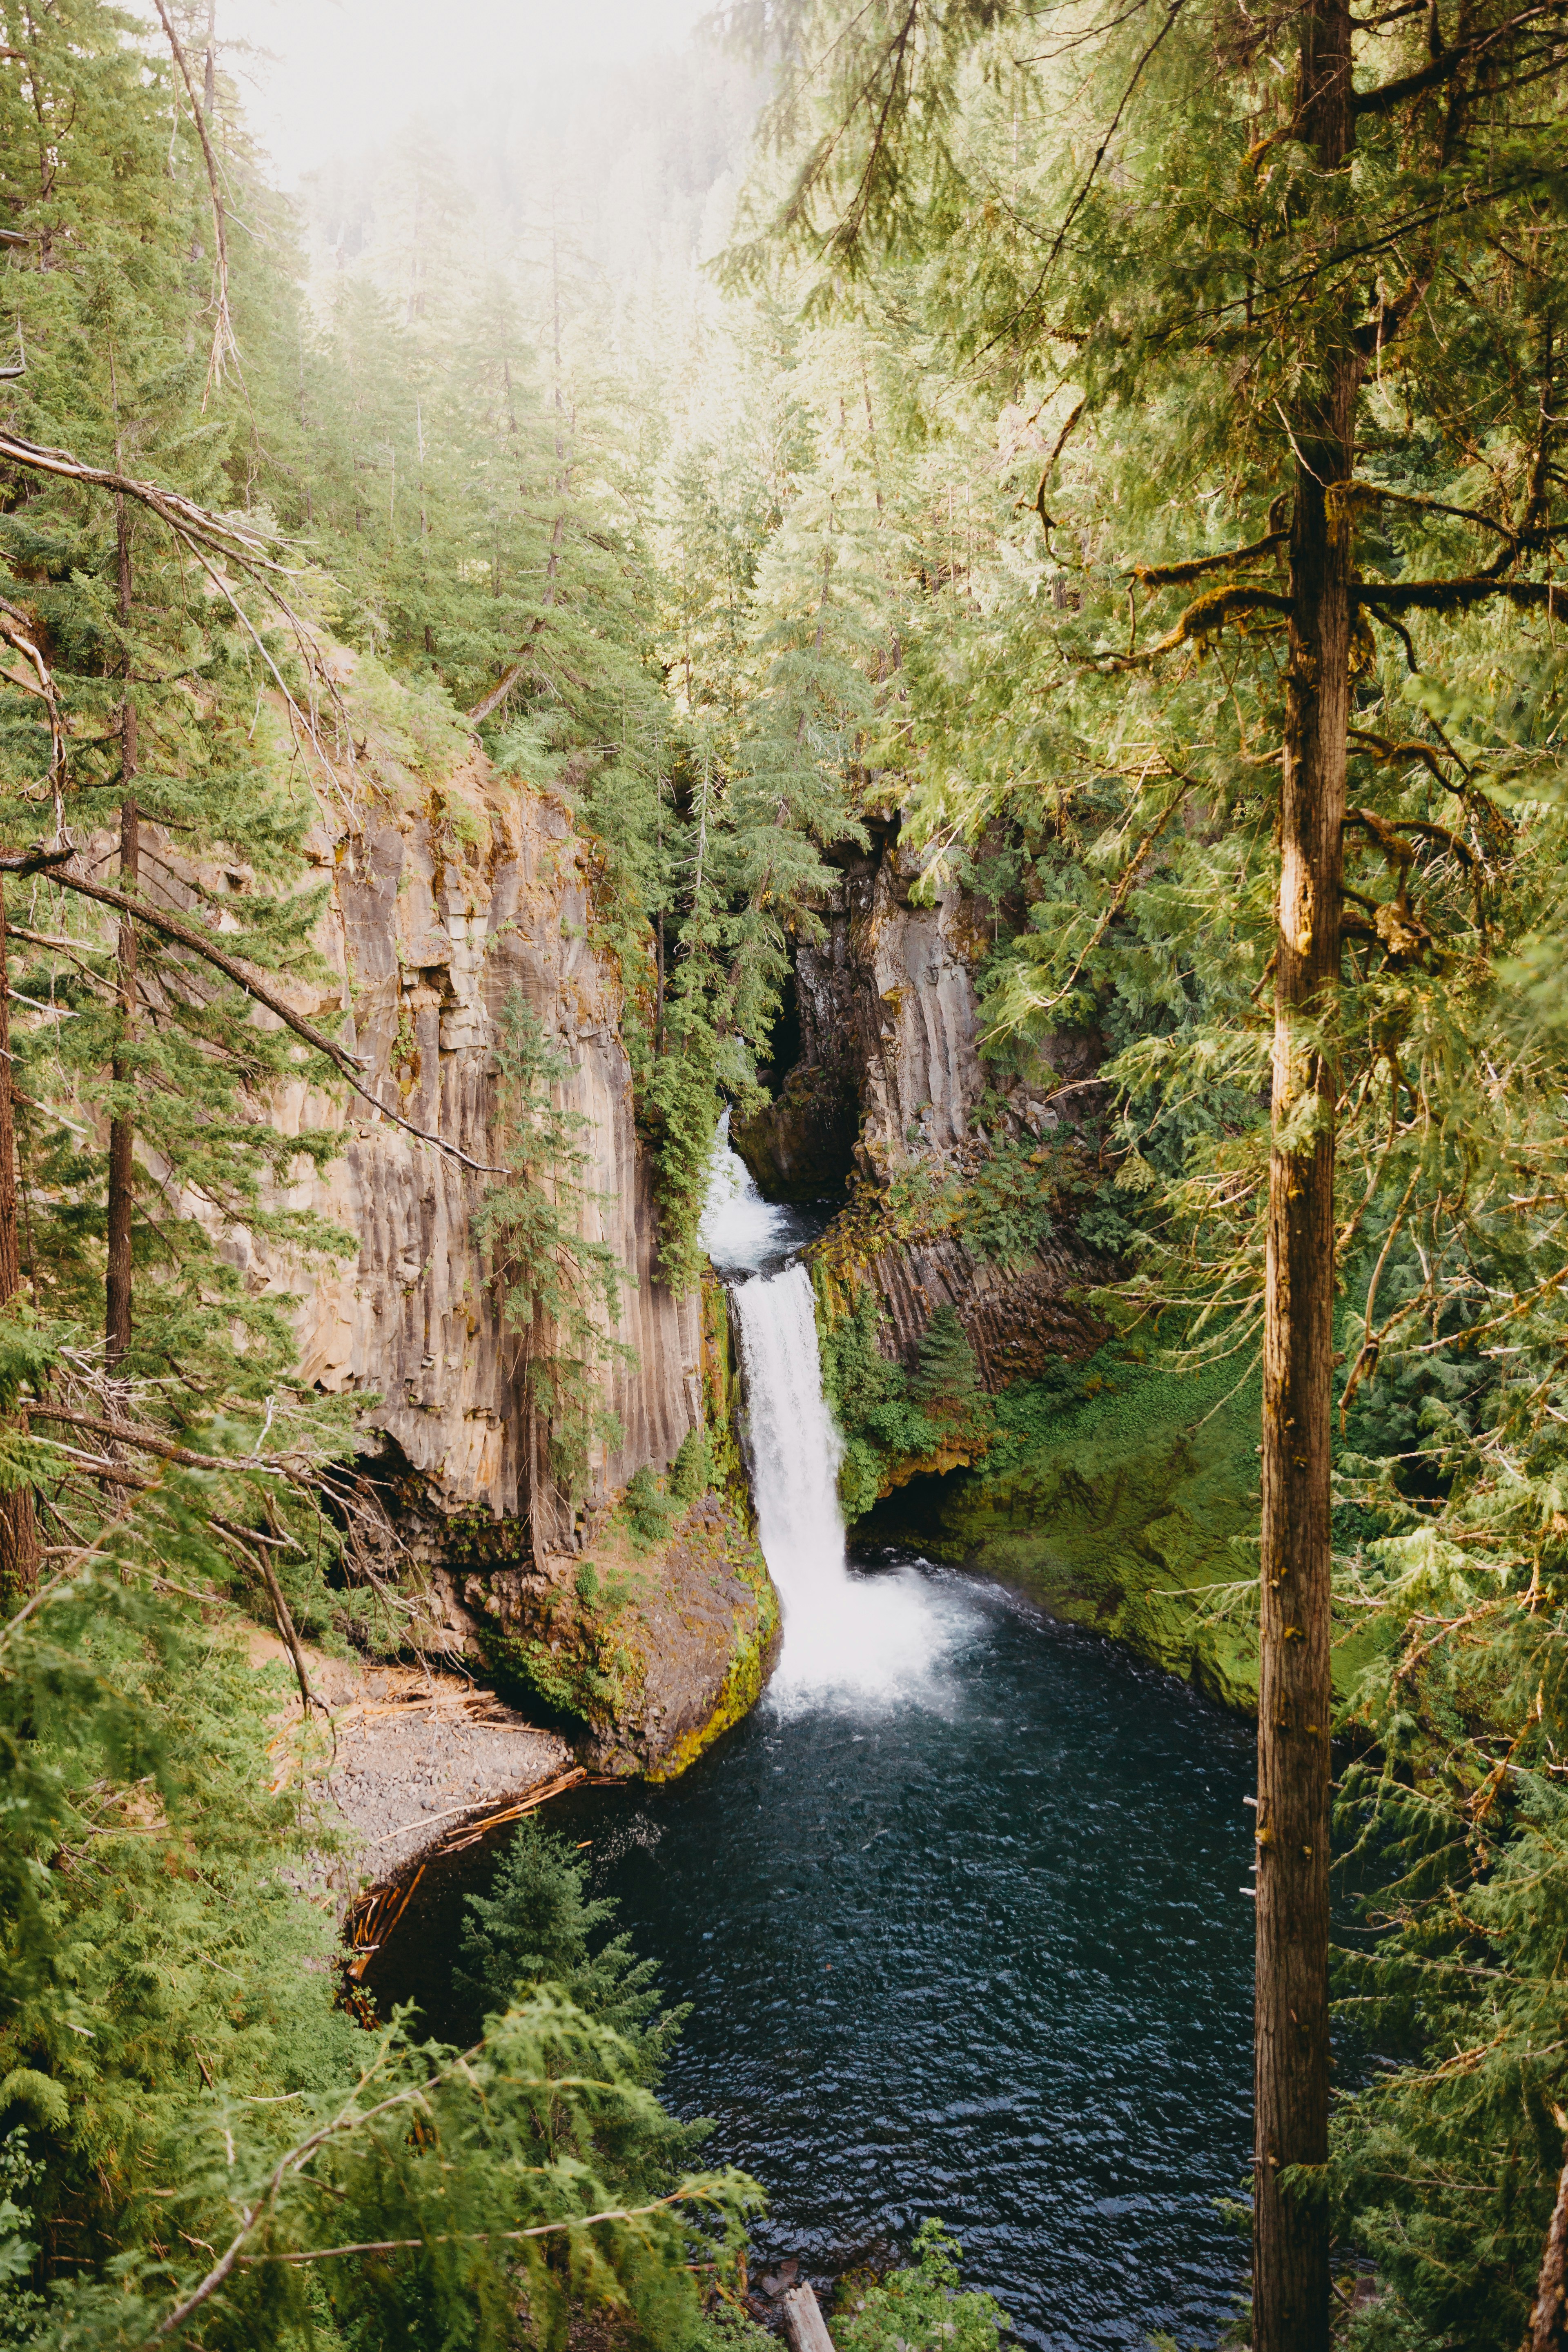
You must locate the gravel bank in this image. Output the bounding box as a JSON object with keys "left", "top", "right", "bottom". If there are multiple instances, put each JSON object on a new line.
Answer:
{"left": 254, "top": 1634, "right": 571, "bottom": 1893}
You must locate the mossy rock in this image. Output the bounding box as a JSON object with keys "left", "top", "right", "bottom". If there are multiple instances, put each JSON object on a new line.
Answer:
{"left": 467, "top": 1492, "right": 780, "bottom": 1779}
{"left": 700, "top": 1272, "right": 753, "bottom": 1524}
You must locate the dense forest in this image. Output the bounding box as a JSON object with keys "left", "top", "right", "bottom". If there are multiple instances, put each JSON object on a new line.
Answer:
{"left": 4, "top": 0, "right": 1568, "bottom": 2348}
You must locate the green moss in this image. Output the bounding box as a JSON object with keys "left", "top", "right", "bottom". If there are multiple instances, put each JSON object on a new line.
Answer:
{"left": 878, "top": 1351, "right": 1382, "bottom": 1714}
{"left": 813, "top": 1264, "right": 995, "bottom": 1511}
{"left": 479, "top": 1573, "right": 639, "bottom": 1729}
{"left": 869, "top": 1351, "right": 1261, "bottom": 1706}
{"left": 701, "top": 1272, "right": 751, "bottom": 1519}
{"left": 474, "top": 1497, "right": 780, "bottom": 1777}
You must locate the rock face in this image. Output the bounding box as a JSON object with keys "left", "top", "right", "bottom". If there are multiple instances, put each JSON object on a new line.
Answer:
{"left": 198, "top": 691, "right": 785, "bottom": 1777}
{"left": 233, "top": 740, "right": 703, "bottom": 1551}
{"left": 736, "top": 827, "right": 985, "bottom": 1192}
{"left": 817, "top": 1221, "right": 1108, "bottom": 1390}
{"left": 737, "top": 821, "right": 1108, "bottom": 1389}
{"left": 732, "top": 1063, "right": 859, "bottom": 1203}
{"left": 737, "top": 823, "right": 1102, "bottom": 1197}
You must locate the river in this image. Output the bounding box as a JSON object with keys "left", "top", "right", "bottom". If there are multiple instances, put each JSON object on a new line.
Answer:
{"left": 578, "top": 1142, "right": 1254, "bottom": 2346}
{"left": 405, "top": 1140, "right": 1258, "bottom": 2348}
{"left": 550, "top": 1584, "right": 1254, "bottom": 2352}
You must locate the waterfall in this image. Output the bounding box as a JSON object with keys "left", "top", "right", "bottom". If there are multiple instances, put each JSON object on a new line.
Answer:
{"left": 731, "top": 1262, "right": 850, "bottom": 1604}
{"left": 700, "top": 1129, "right": 968, "bottom": 1710}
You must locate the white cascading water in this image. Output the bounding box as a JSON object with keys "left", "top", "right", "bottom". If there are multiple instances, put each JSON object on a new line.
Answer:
{"left": 699, "top": 1125, "right": 968, "bottom": 1711}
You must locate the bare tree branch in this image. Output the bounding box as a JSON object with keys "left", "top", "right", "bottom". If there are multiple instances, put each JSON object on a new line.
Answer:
{"left": 1352, "top": 0, "right": 1567, "bottom": 114}
{"left": 1356, "top": 573, "right": 1568, "bottom": 617}
{"left": 150, "top": 0, "right": 240, "bottom": 394}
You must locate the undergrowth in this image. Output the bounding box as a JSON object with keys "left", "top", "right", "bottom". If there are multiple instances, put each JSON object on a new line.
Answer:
{"left": 832, "top": 2219, "right": 1008, "bottom": 2352}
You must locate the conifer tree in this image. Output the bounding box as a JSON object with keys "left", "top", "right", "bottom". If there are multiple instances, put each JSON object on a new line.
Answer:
{"left": 911, "top": 1304, "right": 992, "bottom": 1450}
{"left": 0, "top": 0, "right": 344, "bottom": 1411}
{"left": 0, "top": 20, "right": 771, "bottom": 2340}
{"left": 454, "top": 1817, "right": 703, "bottom": 2197}
{"left": 728, "top": 3, "right": 1568, "bottom": 2342}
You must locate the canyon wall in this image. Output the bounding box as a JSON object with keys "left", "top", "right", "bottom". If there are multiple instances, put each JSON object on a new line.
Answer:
{"left": 210, "top": 723, "right": 702, "bottom": 1553}
{"left": 735, "top": 822, "right": 1109, "bottom": 1383}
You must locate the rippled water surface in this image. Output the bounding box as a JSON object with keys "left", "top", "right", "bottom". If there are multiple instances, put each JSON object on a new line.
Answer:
{"left": 548, "top": 1565, "right": 1256, "bottom": 2352}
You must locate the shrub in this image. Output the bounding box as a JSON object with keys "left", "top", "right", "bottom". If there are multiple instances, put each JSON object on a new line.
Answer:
{"left": 834, "top": 2218, "right": 1009, "bottom": 2352}
{"left": 670, "top": 1424, "right": 714, "bottom": 1505}
{"left": 816, "top": 1282, "right": 941, "bottom": 1517}
{"left": 623, "top": 1463, "right": 676, "bottom": 1553}
{"left": 960, "top": 1136, "right": 1069, "bottom": 1267}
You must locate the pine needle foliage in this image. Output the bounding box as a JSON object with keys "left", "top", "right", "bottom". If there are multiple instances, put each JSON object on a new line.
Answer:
{"left": 0, "top": 14, "right": 790, "bottom": 2341}
{"left": 726, "top": 1, "right": 1568, "bottom": 2343}
{"left": 0, "top": 1526, "right": 758, "bottom": 2350}
{"left": 454, "top": 1819, "right": 705, "bottom": 2196}
{"left": 833, "top": 2219, "right": 1008, "bottom": 2352}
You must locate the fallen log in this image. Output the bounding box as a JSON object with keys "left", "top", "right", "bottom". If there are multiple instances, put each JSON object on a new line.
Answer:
{"left": 782, "top": 2284, "right": 835, "bottom": 2352}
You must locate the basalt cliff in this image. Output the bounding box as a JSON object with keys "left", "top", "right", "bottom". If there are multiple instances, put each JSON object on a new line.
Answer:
{"left": 189, "top": 668, "right": 771, "bottom": 1780}
{"left": 733, "top": 823, "right": 1270, "bottom": 1713}
{"left": 735, "top": 824, "right": 1109, "bottom": 1382}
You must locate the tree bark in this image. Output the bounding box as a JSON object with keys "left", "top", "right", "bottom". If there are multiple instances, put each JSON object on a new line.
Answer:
{"left": 1533, "top": 2155, "right": 1568, "bottom": 2352}
{"left": 106, "top": 494, "right": 138, "bottom": 1368}
{"left": 1253, "top": 2, "right": 1356, "bottom": 2346}
{"left": 0, "top": 880, "right": 39, "bottom": 1599}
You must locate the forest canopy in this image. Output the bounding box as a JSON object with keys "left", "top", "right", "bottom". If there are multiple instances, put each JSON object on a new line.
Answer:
{"left": 4, "top": 1, "right": 1568, "bottom": 2349}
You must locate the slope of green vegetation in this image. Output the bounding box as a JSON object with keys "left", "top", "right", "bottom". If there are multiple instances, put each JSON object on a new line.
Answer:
{"left": 872, "top": 1353, "right": 1269, "bottom": 1709}
{"left": 8, "top": 0, "right": 1568, "bottom": 2342}
{"left": 0, "top": 7, "right": 786, "bottom": 2341}
{"left": 724, "top": 0, "right": 1568, "bottom": 2330}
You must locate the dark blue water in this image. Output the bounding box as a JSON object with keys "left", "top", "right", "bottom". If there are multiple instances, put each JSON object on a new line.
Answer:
{"left": 549, "top": 1561, "right": 1257, "bottom": 2352}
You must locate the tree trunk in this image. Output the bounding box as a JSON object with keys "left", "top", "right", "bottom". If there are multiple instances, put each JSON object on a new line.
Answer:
{"left": 1253, "top": 4, "right": 1356, "bottom": 2345}
{"left": 106, "top": 494, "right": 138, "bottom": 1368}
{"left": 0, "top": 880, "right": 38, "bottom": 1600}
{"left": 1533, "top": 2157, "right": 1568, "bottom": 2352}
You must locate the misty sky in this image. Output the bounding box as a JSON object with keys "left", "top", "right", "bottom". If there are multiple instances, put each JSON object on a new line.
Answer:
{"left": 212, "top": 0, "right": 717, "bottom": 183}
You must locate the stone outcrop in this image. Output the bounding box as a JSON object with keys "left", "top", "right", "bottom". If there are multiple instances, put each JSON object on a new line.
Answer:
{"left": 732, "top": 1063, "right": 858, "bottom": 1203}
{"left": 737, "top": 822, "right": 1103, "bottom": 1198}
{"left": 451, "top": 1494, "right": 780, "bottom": 1781}
{"left": 162, "top": 662, "right": 786, "bottom": 1780}
{"left": 816, "top": 1219, "right": 1109, "bottom": 1391}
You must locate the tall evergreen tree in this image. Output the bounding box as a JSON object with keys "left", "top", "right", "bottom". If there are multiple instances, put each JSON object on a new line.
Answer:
{"left": 727, "top": 2, "right": 1568, "bottom": 2342}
